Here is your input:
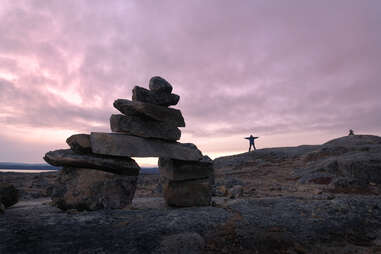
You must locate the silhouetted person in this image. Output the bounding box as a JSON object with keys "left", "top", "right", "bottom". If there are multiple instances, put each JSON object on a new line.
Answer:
{"left": 245, "top": 134, "right": 258, "bottom": 152}
{"left": 349, "top": 129, "right": 354, "bottom": 136}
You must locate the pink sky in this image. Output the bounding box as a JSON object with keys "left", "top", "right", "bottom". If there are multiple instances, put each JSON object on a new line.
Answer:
{"left": 0, "top": 0, "right": 380, "bottom": 165}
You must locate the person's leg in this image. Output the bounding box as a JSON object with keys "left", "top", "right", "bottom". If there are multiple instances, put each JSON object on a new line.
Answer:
{"left": 248, "top": 143, "right": 252, "bottom": 152}
{"left": 253, "top": 143, "right": 256, "bottom": 150}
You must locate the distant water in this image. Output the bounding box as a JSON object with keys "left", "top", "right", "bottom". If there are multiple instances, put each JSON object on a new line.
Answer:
{"left": 0, "top": 168, "right": 159, "bottom": 174}
{"left": 0, "top": 169, "right": 57, "bottom": 173}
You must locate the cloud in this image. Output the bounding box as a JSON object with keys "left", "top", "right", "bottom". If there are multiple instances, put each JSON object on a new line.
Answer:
{"left": 0, "top": 0, "right": 380, "bottom": 162}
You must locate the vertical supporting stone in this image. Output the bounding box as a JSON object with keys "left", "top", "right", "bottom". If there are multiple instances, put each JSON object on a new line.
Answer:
{"left": 159, "top": 156, "right": 213, "bottom": 207}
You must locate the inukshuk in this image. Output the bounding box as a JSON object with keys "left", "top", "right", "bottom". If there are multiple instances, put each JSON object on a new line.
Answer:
{"left": 44, "top": 76, "right": 213, "bottom": 209}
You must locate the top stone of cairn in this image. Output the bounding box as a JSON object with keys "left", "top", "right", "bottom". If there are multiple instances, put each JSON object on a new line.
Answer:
{"left": 149, "top": 76, "right": 173, "bottom": 94}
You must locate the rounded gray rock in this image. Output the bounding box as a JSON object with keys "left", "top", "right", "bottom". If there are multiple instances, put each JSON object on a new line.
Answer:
{"left": 149, "top": 76, "right": 173, "bottom": 94}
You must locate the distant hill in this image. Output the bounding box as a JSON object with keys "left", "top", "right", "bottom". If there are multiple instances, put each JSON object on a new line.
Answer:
{"left": 0, "top": 162, "right": 59, "bottom": 170}
{"left": 0, "top": 162, "right": 159, "bottom": 174}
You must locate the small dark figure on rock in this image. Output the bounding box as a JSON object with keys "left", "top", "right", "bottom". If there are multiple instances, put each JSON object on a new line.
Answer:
{"left": 348, "top": 129, "right": 355, "bottom": 136}
{"left": 245, "top": 134, "right": 258, "bottom": 152}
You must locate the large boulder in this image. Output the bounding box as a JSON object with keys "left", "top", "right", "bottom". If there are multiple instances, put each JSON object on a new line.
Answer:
{"left": 91, "top": 132, "right": 203, "bottom": 161}
{"left": 51, "top": 167, "right": 137, "bottom": 211}
{"left": 163, "top": 178, "right": 211, "bottom": 207}
{"left": 132, "top": 86, "right": 180, "bottom": 106}
{"left": 44, "top": 149, "right": 140, "bottom": 176}
{"left": 110, "top": 114, "right": 181, "bottom": 141}
{"left": 158, "top": 156, "right": 213, "bottom": 181}
{"left": 113, "top": 99, "right": 185, "bottom": 127}
{"left": 66, "top": 134, "right": 91, "bottom": 153}
{"left": 149, "top": 76, "right": 173, "bottom": 94}
{"left": 0, "top": 183, "right": 18, "bottom": 208}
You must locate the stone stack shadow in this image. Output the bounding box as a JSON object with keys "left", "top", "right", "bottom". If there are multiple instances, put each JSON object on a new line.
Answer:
{"left": 44, "top": 76, "right": 213, "bottom": 210}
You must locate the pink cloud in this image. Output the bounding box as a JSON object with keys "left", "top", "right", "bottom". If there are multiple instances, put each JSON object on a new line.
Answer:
{"left": 0, "top": 0, "right": 380, "bottom": 163}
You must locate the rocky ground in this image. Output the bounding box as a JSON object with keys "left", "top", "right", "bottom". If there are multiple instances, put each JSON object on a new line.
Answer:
{"left": 1, "top": 134, "right": 381, "bottom": 253}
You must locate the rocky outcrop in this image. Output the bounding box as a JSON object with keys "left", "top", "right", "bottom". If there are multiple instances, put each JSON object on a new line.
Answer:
{"left": 0, "top": 183, "right": 18, "bottom": 208}
{"left": 1, "top": 196, "right": 381, "bottom": 253}
{"left": 295, "top": 135, "right": 381, "bottom": 193}
{"left": 323, "top": 134, "right": 381, "bottom": 146}
{"left": 90, "top": 132, "right": 203, "bottom": 161}
{"left": 113, "top": 99, "right": 185, "bottom": 127}
{"left": 51, "top": 167, "right": 137, "bottom": 211}
{"left": 110, "top": 114, "right": 181, "bottom": 141}
{"left": 44, "top": 149, "right": 140, "bottom": 176}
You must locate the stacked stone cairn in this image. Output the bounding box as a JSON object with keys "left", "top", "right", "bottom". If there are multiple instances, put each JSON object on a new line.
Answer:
{"left": 44, "top": 76, "right": 213, "bottom": 210}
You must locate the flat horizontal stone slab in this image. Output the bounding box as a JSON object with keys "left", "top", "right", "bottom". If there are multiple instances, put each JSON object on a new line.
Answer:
{"left": 113, "top": 99, "right": 185, "bottom": 127}
{"left": 159, "top": 156, "right": 213, "bottom": 181}
{"left": 43, "top": 149, "right": 140, "bottom": 176}
{"left": 90, "top": 132, "right": 203, "bottom": 161}
{"left": 163, "top": 178, "right": 211, "bottom": 207}
{"left": 110, "top": 114, "right": 181, "bottom": 141}
{"left": 132, "top": 86, "right": 180, "bottom": 106}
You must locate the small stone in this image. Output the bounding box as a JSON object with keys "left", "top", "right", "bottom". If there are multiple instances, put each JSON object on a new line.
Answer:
{"left": 114, "top": 99, "right": 185, "bottom": 127}
{"left": 0, "top": 183, "right": 18, "bottom": 208}
{"left": 149, "top": 76, "right": 173, "bottom": 94}
{"left": 158, "top": 156, "right": 213, "bottom": 181}
{"left": 163, "top": 178, "right": 211, "bottom": 207}
{"left": 51, "top": 167, "right": 137, "bottom": 211}
{"left": 228, "top": 185, "right": 244, "bottom": 199}
{"left": 132, "top": 86, "right": 180, "bottom": 106}
{"left": 44, "top": 149, "right": 140, "bottom": 176}
{"left": 66, "top": 134, "right": 91, "bottom": 153}
{"left": 91, "top": 132, "right": 203, "bottom": 161}
{"left": 110, "top": 114, "right": 181, "bottom": 141}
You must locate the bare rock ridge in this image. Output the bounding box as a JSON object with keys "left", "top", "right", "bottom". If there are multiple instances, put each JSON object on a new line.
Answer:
{"left": 43, "top": 76, "right": 213, "bottom": 210}
{"left": 214, "top": 134, "right": 381, "bottom": 195}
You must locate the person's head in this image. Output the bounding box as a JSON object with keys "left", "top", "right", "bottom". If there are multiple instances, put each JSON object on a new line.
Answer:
{"left": 250, "top": 134, "right": 253, "bottom": 137}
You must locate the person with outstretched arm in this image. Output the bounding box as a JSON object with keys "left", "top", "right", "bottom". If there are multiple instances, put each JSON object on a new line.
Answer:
{"left": 245, "top": 134, "right": 258, "bottom": 152}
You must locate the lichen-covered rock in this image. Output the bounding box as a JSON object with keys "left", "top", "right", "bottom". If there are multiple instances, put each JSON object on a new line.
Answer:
{"left": 51, "top": 167, "right": 137, "bottom": 211}
{"left": 163, "top": 178, "right": 211, "bottom": 207}
{"left": 0, "top": 183, "right": 18, "bottom": 208}
{"left": 158, "top": 232, "right": 205, "bottom": 254}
